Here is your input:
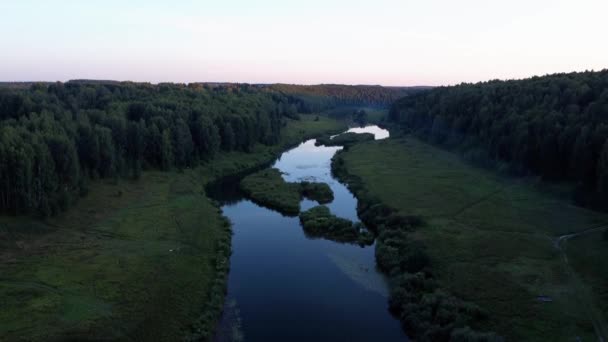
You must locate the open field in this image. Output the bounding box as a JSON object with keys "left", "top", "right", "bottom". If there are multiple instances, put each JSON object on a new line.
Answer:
{"left": 565, "top": 230, "right": 608, "bottom": 339}
{"left": 0, "top": 115, "right": 346, "bottom": 341}
{"left": 339, "top": 135, "right": 608, "bottom": 341}
{"left": 0, "top": 171, "right": 226, "bottom": 341}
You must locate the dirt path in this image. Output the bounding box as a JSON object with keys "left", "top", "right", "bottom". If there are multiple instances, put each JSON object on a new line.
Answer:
{"left": 554, "top": 225, "right": 608, "bottom": 342}
{"left": 554, "top": 224, "right": 608, "bottom": 251}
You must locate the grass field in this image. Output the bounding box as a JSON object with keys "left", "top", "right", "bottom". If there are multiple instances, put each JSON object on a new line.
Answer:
{"left": 0, "top": 171, "right": 225, "bottom": 341}
{"left": 565, "top": 231, "right": 608, "bottom": 339}
{"left": 0, "top": 114, "right": 346, "bottom": 341}
{"left": 339, "top": 135, "right": 608, "bottom": 341}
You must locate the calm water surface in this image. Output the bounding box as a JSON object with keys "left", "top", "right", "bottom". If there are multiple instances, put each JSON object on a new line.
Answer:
{"left": 210, "top": 125, "right": 406, "bottom": 341}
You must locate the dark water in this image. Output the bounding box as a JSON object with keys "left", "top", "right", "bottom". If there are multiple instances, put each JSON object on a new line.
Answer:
{"left": 209, "top": 126, "right": 406, "bottom": 341}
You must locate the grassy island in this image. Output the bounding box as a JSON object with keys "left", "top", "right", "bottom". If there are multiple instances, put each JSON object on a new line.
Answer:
{"left": 299, "top": 205, "right": 374, "bottom": 245}
{"left": 240, "top": 169, "right": 336, "bottom": 216}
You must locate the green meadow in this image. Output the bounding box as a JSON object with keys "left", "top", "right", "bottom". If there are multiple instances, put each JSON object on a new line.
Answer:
{"left": 339, "top": 135, "right": 608, "bottom": 341}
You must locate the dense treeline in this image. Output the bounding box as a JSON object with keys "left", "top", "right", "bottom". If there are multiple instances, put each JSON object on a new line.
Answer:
{"left": 0, "top": 82, "right": 294, "bottom": 216}
{"left": 269, "top": 84, "right": 427, "bottom": 111}
{"left": 389, "top": 70, "right": 608, "bottom": 207}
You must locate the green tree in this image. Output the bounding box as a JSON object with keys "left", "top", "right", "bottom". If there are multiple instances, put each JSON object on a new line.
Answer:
{"left": 193, "top": 116, "right": 220, "bottom": 160}
{"left": 95, "top": 126, "right": 116, "bottom": 177}
{"left": 172, "top": 119, "right": 194, "bottom": 168}
{"left": 597, "top": 140, "right": 608, "bottom": 205}
{"left": 160, "top": 129, "right": 173, "bottom": 171}
{"left": 221, "top": 122, "right": 236, "bottom": 151}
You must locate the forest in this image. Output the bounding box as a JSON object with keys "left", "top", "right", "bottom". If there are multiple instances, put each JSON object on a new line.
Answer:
{"left": 0, "top": 82, "right": 310, "bottom": 217}
{"left": 0, "top": 81, "right": 408, "bottom": 218}
{"left": 389, "top": 70, "right": 608, "bottom": 207}
{"left": 268, "top": 83, "right": 428, "bottom": 113}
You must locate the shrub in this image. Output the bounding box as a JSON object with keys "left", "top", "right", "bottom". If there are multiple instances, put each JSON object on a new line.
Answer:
{"left": 450, "top": 326, "right": 505, "bottom": 342}
{"left": 299, "top": 206, "right": 374, "bottom": 244}
{"left": 300, "top": 181, "right": 334, "bottom": 204}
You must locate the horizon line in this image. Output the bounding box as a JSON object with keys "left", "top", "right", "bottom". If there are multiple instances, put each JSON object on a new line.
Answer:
{"left": 0, "top": 68, "right": 606, "bottom": 88}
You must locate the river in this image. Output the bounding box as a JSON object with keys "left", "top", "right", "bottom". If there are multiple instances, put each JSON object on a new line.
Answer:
{"left": 208, "top": 125, "right": 406, "bottom": 341}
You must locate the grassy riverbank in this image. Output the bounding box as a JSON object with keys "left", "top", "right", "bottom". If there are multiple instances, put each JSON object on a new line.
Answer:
{"left": 335, "top": 135, "right": 608, "bottom": 341}
{"left": 0, "top": 115, "right": 346, "bottom": 341}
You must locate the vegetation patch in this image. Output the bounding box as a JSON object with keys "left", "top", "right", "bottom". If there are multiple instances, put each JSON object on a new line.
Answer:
{"left": 316, "top": 132, "right": 375, "bottom": 147}
{"left": 240, "top": 168, "right": 303, "bottom": 216}
{"left": 299, "top": 205, "right": 373, "bottom": 245}
{"left": 565, "top": 230, "right": 608, "bottom": 339}
{"left": 240, "top": 168, "right": 336, "bottom": 216}
{"left": 0, "top": 171, "right": 230, "bottom": 341}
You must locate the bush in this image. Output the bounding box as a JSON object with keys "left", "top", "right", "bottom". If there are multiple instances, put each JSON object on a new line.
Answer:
{"left": 299, "top": 181, "right": 334, "bottom": 204}
{"left": 299, "top": 206, "right": 373, "bottom": 244}
{"left": 376, "top": 227, "right": 429, "bottom": 274}
{"left": 357, "top": 229, "right": 375, "bottom": 246}
{"left": 450, "top": 326, "right": 505, "bottom": 342}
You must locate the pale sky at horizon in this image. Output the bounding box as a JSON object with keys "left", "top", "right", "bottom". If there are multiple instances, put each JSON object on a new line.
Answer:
{"left": 1, "top": 0, "right": 606, "bottom": 86}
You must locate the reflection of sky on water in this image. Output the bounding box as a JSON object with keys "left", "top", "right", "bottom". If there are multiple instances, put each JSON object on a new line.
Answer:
{"left": 345, "top": 125, "right": 390, "bottom": 139}
{"left": 274, "top": 125, "right": 390, "bottom": 221}
{"left": 273, "top": 139, "right": 360, "bottom": 220}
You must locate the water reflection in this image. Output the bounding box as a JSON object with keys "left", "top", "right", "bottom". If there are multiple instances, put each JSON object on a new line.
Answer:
{"left": 346, "top": 125, "right": 390, "bottom": 139}
{"left": 273, "top": 140, "right": 359, "bottom": 221}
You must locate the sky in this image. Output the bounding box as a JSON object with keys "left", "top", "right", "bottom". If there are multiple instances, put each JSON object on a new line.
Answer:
{"left": 0, "top": 0, "right": 606, "bottom": 86}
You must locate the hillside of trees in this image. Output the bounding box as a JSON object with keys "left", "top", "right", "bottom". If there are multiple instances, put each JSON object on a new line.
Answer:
{"left": 267, "top": 84, "right": 429, "bottom": 113}
{"left": 0, "top": 81, "right": 412, "bottom": 218}
{"left": 0, "top": 82, "right": 296, "bottom": 217}
{"left": 389, "top": 70, "right": 608, "bottom": 207}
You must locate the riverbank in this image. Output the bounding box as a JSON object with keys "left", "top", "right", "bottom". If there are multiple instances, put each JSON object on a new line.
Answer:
{"left": 0, "top": 115, "right": 346, "bottom": 341}
{"left": 333, "top": 135, "right": 608, "bottom": 340}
